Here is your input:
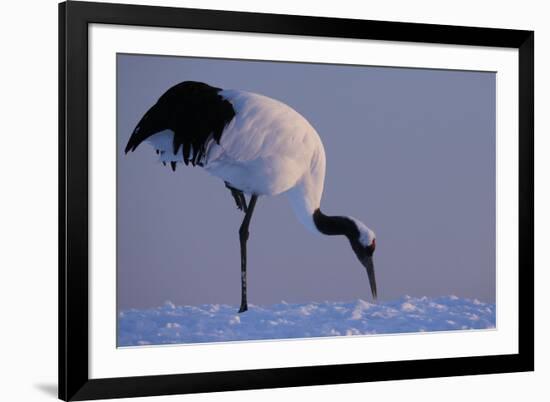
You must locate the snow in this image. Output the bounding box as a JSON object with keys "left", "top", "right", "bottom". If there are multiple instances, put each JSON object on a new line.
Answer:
{"left": 118, "top": 296, "right": 496, "bottom": 347}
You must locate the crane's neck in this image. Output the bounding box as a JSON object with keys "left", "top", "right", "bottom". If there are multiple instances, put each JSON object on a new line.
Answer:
{"left": 312, "top": 209, "right": 359, "bottom": 240}
{"left": 287, "top": 187, "right": 373, "bottom": 247}
{"left": 285, "top": 143, "right": 326, "bottom": 234}
{"left": 285, "top": 152, "right": 373, "bottom": 246}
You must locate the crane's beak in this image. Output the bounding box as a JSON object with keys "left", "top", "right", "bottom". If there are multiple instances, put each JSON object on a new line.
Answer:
{"left": 361, "top": 255, "right": 377, "bottom": 301}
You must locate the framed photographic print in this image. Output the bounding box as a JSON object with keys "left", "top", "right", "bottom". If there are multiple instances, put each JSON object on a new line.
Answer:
{"left": 59, "top": 1, "right": 534, "bottom": 400}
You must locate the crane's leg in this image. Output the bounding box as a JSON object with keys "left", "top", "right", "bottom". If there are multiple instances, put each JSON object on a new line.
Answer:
{"left": 238, "top": 194, "right": 258, "bottom": 313}
{"left": 225, "top": 181, "right": 248, "bottom": 213}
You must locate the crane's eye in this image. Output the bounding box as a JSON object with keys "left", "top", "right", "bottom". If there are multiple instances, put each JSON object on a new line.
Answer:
{"left": 367, "top": 238, "right": 376, "bottom": 255}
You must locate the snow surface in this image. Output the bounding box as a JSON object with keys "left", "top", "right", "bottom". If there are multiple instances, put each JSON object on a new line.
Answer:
{"left": 118, "top": 296, "right": 495, "bottom": 347}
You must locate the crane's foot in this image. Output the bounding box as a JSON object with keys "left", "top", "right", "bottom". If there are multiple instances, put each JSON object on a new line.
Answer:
{"left": 238, "top": 303, "right": 248, "bottom": 313}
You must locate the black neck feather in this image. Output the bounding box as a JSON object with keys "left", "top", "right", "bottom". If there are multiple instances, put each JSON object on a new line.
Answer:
{"left": 312, "top": 209, "right": 359, "bottom": 241}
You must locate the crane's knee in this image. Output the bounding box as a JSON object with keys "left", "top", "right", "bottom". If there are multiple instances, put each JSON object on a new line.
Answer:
{"left": 239, "top": 226, "right": 249, "bottom": 241}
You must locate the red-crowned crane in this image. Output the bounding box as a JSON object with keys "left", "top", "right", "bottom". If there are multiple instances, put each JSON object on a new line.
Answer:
{"left": 125, "top": 81, "right": 377, "bottom": 313}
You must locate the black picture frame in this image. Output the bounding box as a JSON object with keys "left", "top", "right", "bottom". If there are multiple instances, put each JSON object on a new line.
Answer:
{"left": 59, "top": 1, "right": 534, "bottom": 400}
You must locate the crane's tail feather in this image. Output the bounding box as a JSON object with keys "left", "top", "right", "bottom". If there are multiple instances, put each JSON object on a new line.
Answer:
{"left": 124, "top": 81, "right": 236, "bottom": 168}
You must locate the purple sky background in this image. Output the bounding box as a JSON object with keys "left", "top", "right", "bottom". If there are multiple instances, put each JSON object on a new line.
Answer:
{"left": 117, "top": 54, "right": 496, "bottom": 311}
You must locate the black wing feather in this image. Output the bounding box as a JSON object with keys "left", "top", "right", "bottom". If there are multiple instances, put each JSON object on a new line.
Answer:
{"left": 125, "top": 81, "right": 236, "bottom": 166}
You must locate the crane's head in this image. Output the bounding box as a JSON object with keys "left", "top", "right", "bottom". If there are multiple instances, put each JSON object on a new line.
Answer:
{"left": 348, "top": 219, "right": 377, "bottom": 301}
